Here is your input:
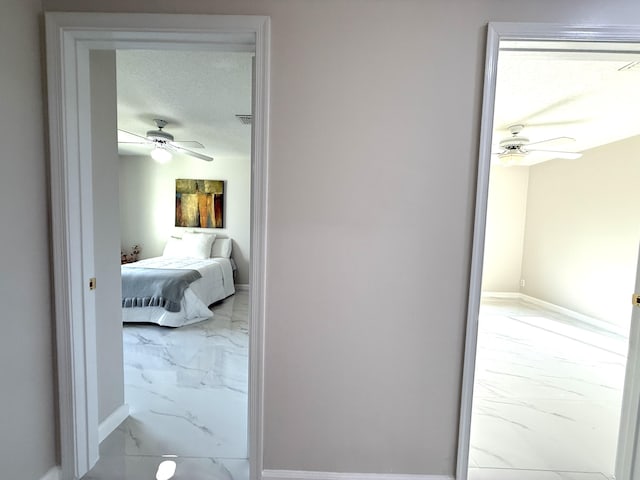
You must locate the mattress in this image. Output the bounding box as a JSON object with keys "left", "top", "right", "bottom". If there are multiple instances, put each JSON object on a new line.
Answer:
{"left": 121, "top": 256, "right": 235, "bottom": 327}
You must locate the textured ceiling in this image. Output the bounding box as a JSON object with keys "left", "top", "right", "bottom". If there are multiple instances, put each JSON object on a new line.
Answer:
{"left": 116, "top": 43, "right": 640, "bottom": 167}
{"left": 116, "top": 49, "right": 253, "bottom": 161}
{"left": 493, "top": 40, "right": 640, "bottom": 166}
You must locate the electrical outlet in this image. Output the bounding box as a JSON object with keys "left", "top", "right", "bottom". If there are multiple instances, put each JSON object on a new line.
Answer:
{"left": 520, "top": 279, "right": 526, "bottom": 287}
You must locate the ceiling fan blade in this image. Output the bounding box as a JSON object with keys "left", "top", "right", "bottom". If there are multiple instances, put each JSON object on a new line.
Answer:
{"left": 526, "top": 136, "right": 575, "bottom": 148}
{"left": 117, "top": 129, "right": 150, "bottom": 144}
{"left": 526, "top": 149, "right": 582, "bottom": 160}
{"left": 166, "top": 144, "right": 213, "bottom": 162}
{"left": 171, "top": 141, "right": 205, "bottom": 149}
{"left": 520, "top": 118, "right": 589, "bottom": 128}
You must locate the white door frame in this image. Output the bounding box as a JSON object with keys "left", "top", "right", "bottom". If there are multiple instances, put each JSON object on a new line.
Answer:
{"left": 45, "top": 12, "right": 270, "bottom": 480}
{"left": 457, "top": 21, "right": 640, "bottom": 480}
{"left": 616, "top": 243, "right": 640, "bottom": 480}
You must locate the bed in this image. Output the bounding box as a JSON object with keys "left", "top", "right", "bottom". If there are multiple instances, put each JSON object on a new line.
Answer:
{"left": 121, "top": 233, "right": 235, "bottom": 327}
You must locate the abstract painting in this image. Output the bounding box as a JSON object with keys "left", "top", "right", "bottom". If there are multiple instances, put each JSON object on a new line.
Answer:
{"left": 175, "top": 179, "right": 225, "bottom": 228}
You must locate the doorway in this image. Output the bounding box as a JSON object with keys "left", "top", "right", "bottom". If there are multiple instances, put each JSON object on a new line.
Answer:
{"left": 458, "top": 23, "right": 640, "bottom": 480}
{"left": 45, "top": 12, "right": 269, "bottom": 480}
{"left": 84, "top": 48, "right": 253, "bottom": 479}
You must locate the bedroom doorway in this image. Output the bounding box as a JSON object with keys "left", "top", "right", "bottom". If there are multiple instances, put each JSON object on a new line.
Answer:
{"left": 92, "top": 47, "right": 254, "bottom": 480}
{"left": 458, "top": 23, "right": 640, "bottom": 480}
{"left": 45, "top": 13, "right": 269, "bottom": 480}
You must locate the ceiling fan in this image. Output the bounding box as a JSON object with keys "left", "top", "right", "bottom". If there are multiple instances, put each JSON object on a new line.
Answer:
{"left": 117, "top": 119, "right": 213, "bottom": 163}
{"left": 493, "top": 124, "right": 582, "bottom": 166}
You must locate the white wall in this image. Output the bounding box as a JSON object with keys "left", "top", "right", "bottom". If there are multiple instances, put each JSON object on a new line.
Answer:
{"left": 91, "top": 50, "right": 126, "bottom": 423}
{"left": 0, "top": 1, "right": 57, "bottom": 478}
{"left": 482, "top": 166, "right": 530, "bottom": 293}
{"left": 119, "top": 152, "right": 251, "bottom": 283}
{"left": 521, "top": 136, "right": 640, "bottom": 330}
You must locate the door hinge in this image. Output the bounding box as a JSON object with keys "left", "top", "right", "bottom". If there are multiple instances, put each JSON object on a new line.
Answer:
{"left": 89, "top": 277, "right": 96, "bottom": 290}
{"left": 633, "top": 293, "right": 640, "bottom": 307}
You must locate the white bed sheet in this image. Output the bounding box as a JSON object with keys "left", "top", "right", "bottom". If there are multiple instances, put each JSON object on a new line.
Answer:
{"left": 121, "top": 256, "right": 235, "bottom": 327}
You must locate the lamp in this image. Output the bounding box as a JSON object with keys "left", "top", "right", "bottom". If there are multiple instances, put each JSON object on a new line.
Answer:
{"left": 151, "top": 146, "right": 172, "bottom": 163}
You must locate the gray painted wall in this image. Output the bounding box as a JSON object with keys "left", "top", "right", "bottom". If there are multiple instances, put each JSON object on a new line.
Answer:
{"left": 6, "top": 0, "right": 640, "bottom": 477}
{"left": 91, "top": 50, "right": 126, "bottom": 423}
{"left": 0, "top": 1, "right": 57, "bottom": 478}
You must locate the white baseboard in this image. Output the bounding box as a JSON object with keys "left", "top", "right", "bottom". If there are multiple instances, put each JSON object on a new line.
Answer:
{"left": 482, "top": 292, "right": 626, "bottom": 336}
{"left": 262, "top": 470, "right": 454, "bottom": 480}
{"left": 39, "top": 466, "right": 60, "bottom": 480}
{"left": 519, "top": 294, "right": 626, "bottom": 336}
{"left": 236, "top": 283, "right": 250, "bottom": 292}
{"left": 98, "top": 404, "right": 129, "bottom": 443}
{"left": 39, "top": 407, "right": 130, "bottom": 479}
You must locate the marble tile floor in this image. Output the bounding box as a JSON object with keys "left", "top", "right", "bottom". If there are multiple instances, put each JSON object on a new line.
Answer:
{"left": 83, "top": 290, "right": 249, "bottom": 480}
{"left": 469, "top": 297, "right": 629, "bottom": 480}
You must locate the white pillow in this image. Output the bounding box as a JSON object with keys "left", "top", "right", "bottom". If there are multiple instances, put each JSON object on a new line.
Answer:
{"left": 211, "top": 238, "right": 232, "bottom": 258}
{"left": 182, "top": 232, "right": 216, "bottom": 259}
{"left": 162, "top": 236, "right": 184, "bottom": 257}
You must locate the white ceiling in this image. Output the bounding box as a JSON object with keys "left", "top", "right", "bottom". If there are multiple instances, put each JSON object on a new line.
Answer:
{"left": 493, "top": 40, "right": 640, "bottom": 166}
{"left": 116, "top": 43, "right": 640, "bottom": 167}
{"left": 116, "top": 49, "right": 253, "bottom": 161}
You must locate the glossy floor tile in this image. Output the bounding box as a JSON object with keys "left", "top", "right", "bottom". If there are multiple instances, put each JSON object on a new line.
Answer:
{"left": 83, "top": 291, "right": 249, "bottom": 480}
{"left": 469, "top": 297, "right": 628, "bottom": 480}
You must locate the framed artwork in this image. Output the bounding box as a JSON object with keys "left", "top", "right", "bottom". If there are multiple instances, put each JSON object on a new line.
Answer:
{"left": 175, "top": 179, "right": 225, "bottom": 228}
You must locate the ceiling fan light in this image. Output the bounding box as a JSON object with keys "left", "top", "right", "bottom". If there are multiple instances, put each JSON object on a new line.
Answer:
{"left": 151, "top": 146, "right": 172, "bottom": 163}
{"left": 498, "top": 150, "right": 526, "bottom": 165}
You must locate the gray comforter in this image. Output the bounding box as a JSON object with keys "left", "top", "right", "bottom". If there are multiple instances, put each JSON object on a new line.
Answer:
{"left": 121, "top": 267, "right": 202, "bottom": 312}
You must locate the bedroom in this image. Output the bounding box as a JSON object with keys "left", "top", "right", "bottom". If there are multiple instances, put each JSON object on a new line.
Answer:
{"left": 469, "top": 41, "right": 640, "bottom": 480}
{"left": 86, "top": 47, "right": 253, "bottom": 478}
